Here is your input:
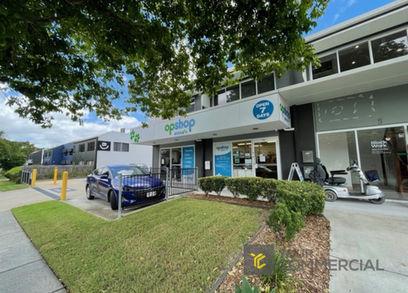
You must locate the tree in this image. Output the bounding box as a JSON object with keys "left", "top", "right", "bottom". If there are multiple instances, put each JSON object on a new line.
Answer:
{"left": 0, "top": 132, "right": 36, "bottom": 170}
{"left": 0, "top": 0, "right": 328, "bottom": 126}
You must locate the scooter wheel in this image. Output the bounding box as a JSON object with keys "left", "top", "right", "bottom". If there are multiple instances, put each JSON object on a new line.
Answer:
{"left": 369, "top": 197, "right": 385, "bottom": 204}
{"left": 325, "top": 190, "right": 337, "bottom": 202}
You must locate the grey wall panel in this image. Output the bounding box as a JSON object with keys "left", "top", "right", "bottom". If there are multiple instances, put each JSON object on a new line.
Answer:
{"left": 152, "top": 145, "right": 160, "bottom": 169}
{"left": 314, "top": 84, "right": 408, "bottom": 132}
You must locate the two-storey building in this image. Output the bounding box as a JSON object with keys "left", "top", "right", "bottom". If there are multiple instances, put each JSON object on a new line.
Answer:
{"left": 130, "top": 1, "right": 408, "bottom": 200}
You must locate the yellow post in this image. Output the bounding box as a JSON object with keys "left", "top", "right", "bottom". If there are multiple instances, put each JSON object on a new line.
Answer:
{"left": 53, "top": 167, "right": 58, "bottom": 185}
{"left": 31, "top": 169, "right": 37, "bottom": 187}
{"left": 61, "top": 171, "right": 68, "bottom": 200}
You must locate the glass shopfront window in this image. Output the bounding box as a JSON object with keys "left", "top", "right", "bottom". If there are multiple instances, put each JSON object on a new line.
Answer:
{"left": 313, "top": 53, "right": 339, "bottom": 79}
{"left": 357, "top": 127, "right": 408, "bottom": 197}
{"left": 318, "top": 126, "right": 408, "bottom": 199}
{"left": 160, "top": 149, "right": 170, "bottom": 169}
{"left": 232, "top": 141, "right": 252, "bottom": 177}
{"left": 254, "top": 141, "right": 277, "bottom": 179}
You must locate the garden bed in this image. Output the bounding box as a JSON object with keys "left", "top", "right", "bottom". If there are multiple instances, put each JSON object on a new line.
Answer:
{"left": 186, "top": 193, "right": 274, "bottom": 209}
{"left": 217, "top": 216, "right": 331, "bottom": 293}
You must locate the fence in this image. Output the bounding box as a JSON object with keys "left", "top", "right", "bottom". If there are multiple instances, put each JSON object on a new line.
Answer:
{"left": 22, "top": 165, "right": 93, "bottom": 176}
{"left": 21, "top": 169, "right": 32, "bottom": 184}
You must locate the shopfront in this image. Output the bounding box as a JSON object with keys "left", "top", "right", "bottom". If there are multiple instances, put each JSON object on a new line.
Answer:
{"left": 314, "top": 85, "right": 408, "bottom": 200}
{"left": 130, "top": 92, "right": 291, "bottom": 180}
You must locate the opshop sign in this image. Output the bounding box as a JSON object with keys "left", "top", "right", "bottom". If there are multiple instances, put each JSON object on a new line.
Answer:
{"left": 164, "top": 118, "right": 196, "bottom": 136}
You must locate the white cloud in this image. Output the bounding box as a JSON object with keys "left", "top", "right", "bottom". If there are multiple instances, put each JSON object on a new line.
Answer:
{"left": 0, "top": 97, "right": 141, "bottom": 148}
{"left": 332, "top": 0, "right": 358, "bottom": 23}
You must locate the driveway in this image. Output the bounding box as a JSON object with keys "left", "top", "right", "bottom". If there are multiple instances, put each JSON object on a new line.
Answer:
{"left": 324, "top": 200, "right": 408, "bottom": 293}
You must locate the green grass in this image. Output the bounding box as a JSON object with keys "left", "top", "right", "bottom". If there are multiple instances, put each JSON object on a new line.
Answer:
{"left": 12, "top": 198, "right": 263, "bottom": 292}
{"left": 0, "top": 180, "right": 28, "bottom": 191}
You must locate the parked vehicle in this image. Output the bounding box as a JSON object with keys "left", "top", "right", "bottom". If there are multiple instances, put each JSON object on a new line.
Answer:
{"left": 86, "top": 165, "right": 166, "bottom": 210}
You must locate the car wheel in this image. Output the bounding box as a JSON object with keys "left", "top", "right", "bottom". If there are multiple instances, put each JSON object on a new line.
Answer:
{"left": 325, "top": 190, "right": 337, "bottom": 202}
{"left": 86, "top": 185, "right": 94, "bottom": 200}
{"left": 109, "top": 190, "right": 118, "bottom": 210}
{"left": 369, "top": 197, "right": 385, "bottom": 204}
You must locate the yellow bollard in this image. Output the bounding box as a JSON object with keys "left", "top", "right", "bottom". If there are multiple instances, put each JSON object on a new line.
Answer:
{"left": 53, "top": 167, "right": 58, "bottom": 185}
{"left": 61, "top": 171, "right": 68, "bottom": 200}
{"left": 31, "top": 169, "right": 37, "bottom": 187}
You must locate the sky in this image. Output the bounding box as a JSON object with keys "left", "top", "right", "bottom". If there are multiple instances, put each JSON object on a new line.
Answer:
{"left": 0, "top": 0, "right": 397, "bottom": 148}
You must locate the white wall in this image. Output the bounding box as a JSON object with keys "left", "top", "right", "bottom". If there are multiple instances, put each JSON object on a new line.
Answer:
{"left": 318, "top": 132, "right": 352, "bottom": 187}
{"left": 96, "top": 131, "right": 152, "bottom": 168}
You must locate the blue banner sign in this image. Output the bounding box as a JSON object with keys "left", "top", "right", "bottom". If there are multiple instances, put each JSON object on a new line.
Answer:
{"left": 214, "top": 143, "right": 232, "bottom": 177}
{"left": 182, "top": 146, "right": 195, "bottom": 175}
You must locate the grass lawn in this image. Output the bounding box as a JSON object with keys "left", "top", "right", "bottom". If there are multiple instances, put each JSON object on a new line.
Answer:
{"left": 0, "top": 180, "right": 28, "bottom": 191}
{"left": 12, "top": 198, "right": 263, "bottom": 293}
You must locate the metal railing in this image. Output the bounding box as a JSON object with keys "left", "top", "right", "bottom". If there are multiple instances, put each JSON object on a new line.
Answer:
{"left": 116, "top": 167, "right": 198, "bottom": 218}
{"left": 21, "top": 170, "right": 32, "bottom": 185}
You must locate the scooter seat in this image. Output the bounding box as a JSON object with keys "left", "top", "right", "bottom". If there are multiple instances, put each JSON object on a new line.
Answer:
{"left": 327, "top": 177, "right": 346, "bottom": 185}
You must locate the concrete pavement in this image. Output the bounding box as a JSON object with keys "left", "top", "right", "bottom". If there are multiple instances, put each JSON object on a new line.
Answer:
{"left": 0, "top": 186, "right": 50, "bottom": 212}
{"left": 0, "top": 210, "right": 66, "bottom": 293}
{"left": 325, "top": 199, "right": 408, "bottom": 293}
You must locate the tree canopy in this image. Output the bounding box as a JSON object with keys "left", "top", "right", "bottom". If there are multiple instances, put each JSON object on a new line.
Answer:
{"left": 0, "top": 132, "right": 36, "bottom": 170}
{"left": 0, "top": 0, "right": 328, "bottom": 126}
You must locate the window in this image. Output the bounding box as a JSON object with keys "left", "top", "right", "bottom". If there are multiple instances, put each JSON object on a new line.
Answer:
{"left": 114, "top": 142, "right": 121, "bottom": 152}
{"left": 113, "top": 142, "right": 129, "bottom": 152}
{"left": 214, "top": 84, "right": 240, "bottom": 106}
{"left": 186, "top": 95, "right": 197, "bottom": 113}
{"left": 122, "top": 143, "right": 129, "bottom": 152}
{"left": 371, "top": 30, "right": 408, "bottom": 63}
{"left": 78, "top": 144, "right": 85, "bottom": 152}
{"left": 338, "top": 42, "right": 370, "bottom": 72}
{"left": 87, "top": 141, "right": 95, "bottom": 152}
{"left": 232, "top": 141, "right": 253, "bottom": 177}
{"left": 313, "top": 53, "right": 338, "bottom": 79}
{"left": 257, "top": 74, "right": 275, "bottom": 94}
{"left": 241, "top": 80, "right": 256, "bottom": 98}
{"left": 214, "top": 89, "right": 226, "bottom": 106}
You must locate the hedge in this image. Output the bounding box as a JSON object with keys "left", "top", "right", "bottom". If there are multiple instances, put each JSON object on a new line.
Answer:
{"left": 198, "top": 176, "right": 226, "bottom": 195}
{"left": 4, "top": 166, "right": 23, "bottom": 183}
{"left": 198, "top": 176, "right": 325, "bottom": 241}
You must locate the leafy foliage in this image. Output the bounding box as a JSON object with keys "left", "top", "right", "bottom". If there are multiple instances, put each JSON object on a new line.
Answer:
{"left": 0, "top": 132, "right": 36, "bottom": 170}
{"left": 4, "top": 166, "right": 23, "bottom": 183}
{"left": 198, "top": 176, "right": 226, "bottom": 195}
{"left": 225, "top": 177, "right": 277, "bottom": 201}
{"left": 0, "top": 0, "right": 328, "bottom": 126}
{"left": 267, "top": 202, "right": 304, "bottom": 241}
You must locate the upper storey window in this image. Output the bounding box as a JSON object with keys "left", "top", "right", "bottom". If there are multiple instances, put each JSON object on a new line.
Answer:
{"left": 338, "top": 42, "right": 370, "bottom": 72}
{"left": 371, "top": 30, "right": 408, "bottom": 63}
{"left": 257, "top": 73, "right": 275, "bottom": 94}
{"left": 312, "top": 53, "right": 338, "bottom": 79}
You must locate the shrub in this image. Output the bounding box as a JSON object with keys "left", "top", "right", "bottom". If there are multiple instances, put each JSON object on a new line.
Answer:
{"left": 267, "top": 202, "right": 304, "bottom": 241}
{"left": 225, "top": 177, "right": 277, "bottom": 201}
{"left": 267, "top": 180, "right": 325, "bottom": 241}
{"left": 4, "top": 166, "right": 23, "bottom": 183}
{"left": 198, "top": 176, "right": 226, "bottom": 195}
{"left": 235, "top": 276, "right": 275, "bottom": 293}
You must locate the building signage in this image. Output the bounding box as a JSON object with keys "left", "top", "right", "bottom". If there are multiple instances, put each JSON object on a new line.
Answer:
{"left": 253, "top": 100, "right": 274, "bottom": 120}
{"left": 371, "top": 140, "right": 390, "bottom": 154}
{"left": 164, "top": 118, "right": 196, "bottom": 136}
{"left": 280, "top": 103, "right": 291, "bottom": 124}
{"left": 182, "top": 146, "right": 195, "bottom": 175}
{"left": 97, "top": 141, "right": 111, "bottom": 151}
{"left": 129, "top": 130, "right": 140, "bottom": 143}
{"left": 214, "top": 143, "right": 232, "bottom": 177}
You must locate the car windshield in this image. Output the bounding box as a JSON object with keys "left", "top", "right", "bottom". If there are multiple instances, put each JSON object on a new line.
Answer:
{"left": 110, "top": 166, "right": 148, "bottom": 178}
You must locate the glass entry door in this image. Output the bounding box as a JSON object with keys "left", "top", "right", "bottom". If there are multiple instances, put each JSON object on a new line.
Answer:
{"left": 254, "top": 139, "right": 278, "bottom": 179}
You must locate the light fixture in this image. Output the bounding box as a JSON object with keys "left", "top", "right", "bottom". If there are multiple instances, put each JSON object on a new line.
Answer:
{"left": 397, "top": 48, "right": 403, "bottom": 52}
{"left": 283, "top": 128, "right": 295, "bottom": 131}
{"left": 355, "top": 45, "right": 359, "bottom": 49}
{"left": 351, "top": 61, "right": 356, "bottom": 64}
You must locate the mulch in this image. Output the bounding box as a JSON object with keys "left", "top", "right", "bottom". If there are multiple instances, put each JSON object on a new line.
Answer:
{"left": 185, "top": 193, "right": 330, "bottom": 293}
